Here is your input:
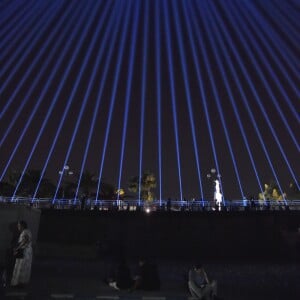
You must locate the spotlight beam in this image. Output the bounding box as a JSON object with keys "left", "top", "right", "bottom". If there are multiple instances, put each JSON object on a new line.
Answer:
{"left": 0, "top": 2, "right": 78, "bottom": 149}
{"left": 192, "top": 2, "right": 245, "bottom": 198}
{"left": 0, "top": 1, "right": 62, "bottom": 119}
{"left": 0, "top": 1, "right": 37, "bottom": 44}
{"left": 9, "top": 3, "right": 88, "bottom": 197}
{"left": 138, "top": 0, "right": 149, "bottom": 204}
{"left": 0, "top": 1, "right": 81, "bottom": 182}
{"left": 74, "top": 1, "right": 123, "bottom": 201}
{"left": 163, "top": 0, "right": 184, "bottom": 201}
{"left": 172, "top": 0, "right": 206, "bottom": 200}
{"left": 116, "top": 1, "right": 140, "bottom": 202}
{"left": 155, "top": 0, "right": 163, "bottom": 203}
{"left": 219, "top": 0, "right": 299, "bottom": 192}
{"left": 197, "top": 1, "right": 264, "bottom": 196}
{"left": 31, "top": 2, "right": 96, "bottom": 200}
{"left": 53, "top": 1, "right": 112, "bottom": 201}
{"left": 95, "top": 1, "right": 132, "bottom": 199}
{"left": 212, "top": 1, "right": 290, "bottom": 196}
{"left": 186, "top": 2, "right": 224, "bottom": 201}
{"left": 244, "top": 1, "right": 299, "bottom": 72}
{"left": 238, "top": 1, "right": 300, "bottom": 117}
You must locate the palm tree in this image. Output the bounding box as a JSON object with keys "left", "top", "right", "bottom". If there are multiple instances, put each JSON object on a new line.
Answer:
{"left": 128, "top": 171, "right": 156, "bottom": 201}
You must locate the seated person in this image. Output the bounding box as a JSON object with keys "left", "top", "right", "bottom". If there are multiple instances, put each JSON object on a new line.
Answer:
{"left": 188, "top": 263, "right": 218, "bottom": 300}
{"left": 107, "top": 258, "right": 133, "bottom": 290}
{"left": 131, "top": 258, "right": 160, "bottom": 291}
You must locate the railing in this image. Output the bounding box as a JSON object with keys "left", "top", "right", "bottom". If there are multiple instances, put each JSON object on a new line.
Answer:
{"left": 0, "top": 196, "right": 300, "bottom": 211}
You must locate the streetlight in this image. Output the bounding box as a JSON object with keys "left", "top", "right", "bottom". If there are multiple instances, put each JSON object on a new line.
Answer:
{"left": 58, "top": 165, "right": 73, "bottom": 198}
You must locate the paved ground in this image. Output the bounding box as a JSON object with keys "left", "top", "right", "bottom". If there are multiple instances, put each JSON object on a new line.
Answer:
{"left": 2, "top": 258, "right": 300, "bottom": 299}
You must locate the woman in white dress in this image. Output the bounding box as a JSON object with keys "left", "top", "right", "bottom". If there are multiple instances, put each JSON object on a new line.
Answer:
{"left": 11, "top": 220, "right": 33, "bottom": 287}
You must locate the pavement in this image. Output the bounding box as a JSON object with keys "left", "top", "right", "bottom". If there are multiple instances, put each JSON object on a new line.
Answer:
{"left": 1, "top": 257, "right": 300, "bottom": 300}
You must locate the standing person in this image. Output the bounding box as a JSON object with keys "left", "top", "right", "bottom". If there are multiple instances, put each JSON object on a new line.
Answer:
{"left": 10, "top": 221, "right": 33, "bottom": 287}
{"left": 188, "top": 263, "right": 218, "bottom": 300}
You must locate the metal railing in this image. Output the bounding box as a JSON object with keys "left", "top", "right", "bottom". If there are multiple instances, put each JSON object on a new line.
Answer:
{"left": 0, "top": 196, "right": 300, "bottom": 211}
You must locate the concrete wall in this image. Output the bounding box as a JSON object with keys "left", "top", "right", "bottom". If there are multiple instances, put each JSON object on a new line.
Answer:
{"left": 0, "top": 204, "right": 41, "bottom": 265}
{"left": 37, "top": 210, "right": 300, "bottom": 260}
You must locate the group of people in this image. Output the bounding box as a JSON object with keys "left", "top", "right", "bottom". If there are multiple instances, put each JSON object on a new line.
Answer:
{"left": 1, "top": 220, "right": 33, "bottom": 289}
{"left": 1, "top": 222, "right": 221, "bottom": 299}
{"left": 106, "top": 257, "right": 161, "bottom": 292}
{"left": 106, "top": 258, "right": 221, "bottom": 300}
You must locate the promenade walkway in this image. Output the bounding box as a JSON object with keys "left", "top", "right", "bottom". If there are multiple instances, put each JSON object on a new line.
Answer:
{"left": 2, "top": 258, "right": 300, "bottom": 300}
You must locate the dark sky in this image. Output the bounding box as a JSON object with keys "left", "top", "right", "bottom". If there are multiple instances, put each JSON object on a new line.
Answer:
{"left": 1, "top": 0, "right": 299, "bottom": 200}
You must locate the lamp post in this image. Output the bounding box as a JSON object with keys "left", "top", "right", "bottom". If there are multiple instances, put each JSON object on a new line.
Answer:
{"left": 58, "top": 165, "right": 73, "bottom": 198}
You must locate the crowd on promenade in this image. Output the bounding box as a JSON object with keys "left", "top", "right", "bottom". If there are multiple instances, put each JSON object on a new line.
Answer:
{"left": 1, "top": 196, "right": 298, "bottom": 212}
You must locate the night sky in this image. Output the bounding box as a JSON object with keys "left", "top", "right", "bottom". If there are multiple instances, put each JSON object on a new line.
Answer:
{"left": 1, "top": 0, "right": 299, "bottom": 200}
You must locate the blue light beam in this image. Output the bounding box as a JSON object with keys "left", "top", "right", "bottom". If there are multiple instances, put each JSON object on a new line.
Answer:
{"left": 163, "top": 0, "right": 183, "bottom": 201}
{"left": 74, "top": 1, "right": 123, "bottom": 201}
{"left": 138, "top": 0, "right": 149, "bottom": 204}
{"left": 95, "top": 1, "right": 133, "bottom": 200}
{"left": 53, "top": 1, "right": 112, "bottom": 201}
{"left": 10, "top": 3, "right": 87, "bottom": 197}
{"left": 116, "top": 0, "right": 140, "bottom": 202}
{"left": 171, "top": 0, "right": 206, "bottom": 200}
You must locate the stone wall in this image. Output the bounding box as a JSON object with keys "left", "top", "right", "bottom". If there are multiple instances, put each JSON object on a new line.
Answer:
{"left": 37, "top": 210, "right": 300, "bottom": 260}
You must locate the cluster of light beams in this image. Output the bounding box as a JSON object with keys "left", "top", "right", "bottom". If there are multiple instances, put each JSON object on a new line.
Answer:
{"left": 1, "top": 0, "right": 298, "bottom": 202}
{"left": 1, "top": 1, "right": 62, "bottom": 119}
{"left": 185, "top": 1, "right": 225, "bottom": 201}
{"left": 171, "top": 1, "right": 204, "bottom": 200}
{"left": 194, "top": 1, "right": 245, "bottom": 199}
{"left": 52, "top": 1, "right": 109, "bottom": 201}
{"left": 32, "top": 1, "right": 96, "bottom": 200}
{"left": 116, "top": 0, "right": 140, "bottom": 202}
{"left": 95, "top": 1, "right": 132, "bottom": 200}
{"left": 9, "top": 2, "right": 87, "bottom": 198}
{"left": 74, "top": 1, "right": 124, "bottom": 201}
{"left": 241, "top": 1, "right": 300, "bottom": 115}
{"left": 0, "top": 2, "right": 77, "bottom": 149}
{"left": 200, "top": 0, "right": 264, "bottom": 196}
{"left": 216, "top": 0, "right": 297, "bottom": 194}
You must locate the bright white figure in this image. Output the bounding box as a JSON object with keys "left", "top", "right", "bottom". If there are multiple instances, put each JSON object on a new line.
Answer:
{"left": 214, "top": 179, "right": 223, "bottom": 209}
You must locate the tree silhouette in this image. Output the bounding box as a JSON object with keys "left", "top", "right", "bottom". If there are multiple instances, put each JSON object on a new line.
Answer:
{"left": 128, "top": 171, "right": 156, "bottom": 201}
